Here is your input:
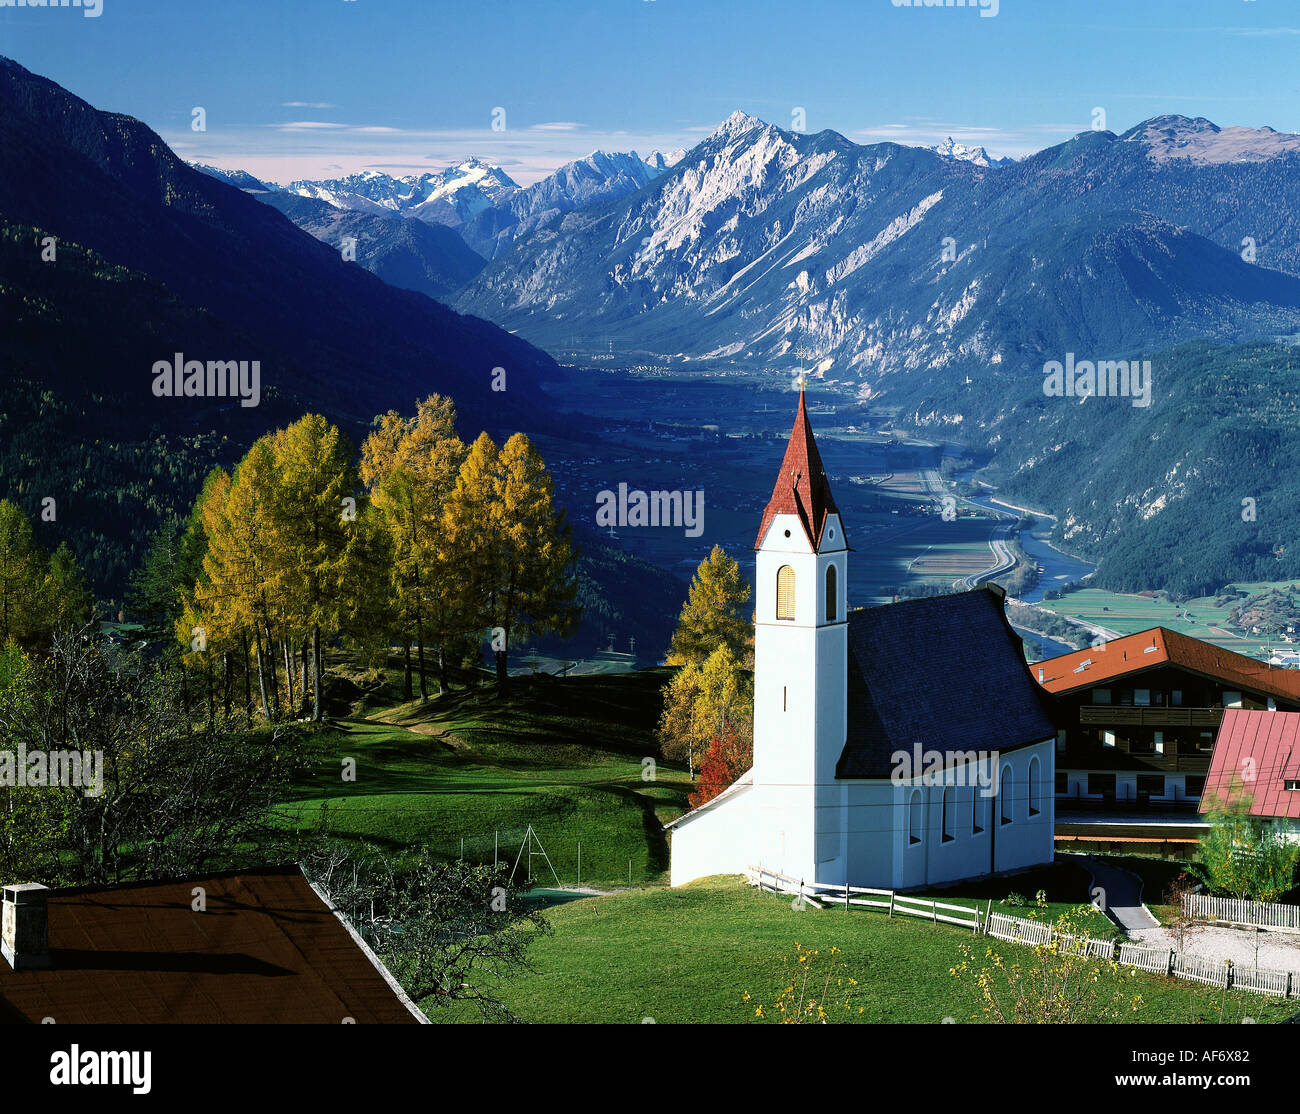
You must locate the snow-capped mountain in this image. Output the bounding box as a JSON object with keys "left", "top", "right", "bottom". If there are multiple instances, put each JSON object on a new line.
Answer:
{"left": 189, "top": 163, "right": 280, "bottom": 192}
{"left": 462, "top": 149, "right": 667, "bottom": 258}
{"left": 645, "top": 148, "right": 687, "bottom": 171}
{"left": 286, "top": 159, "right": 520, "bottom": 227}
{"left": 287, "top": 151, "right": 667, "bottom": 257}
{"left": 455, "top": 111, "right": 1300, "bottom": 401}
{"left": 930, "top": 137, "right": 1011, "bottom": 168}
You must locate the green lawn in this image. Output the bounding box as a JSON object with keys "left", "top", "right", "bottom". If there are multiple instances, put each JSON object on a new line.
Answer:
{"left": 276, "top": 668, "right": 690, "bottom": 886}
{"left": 471, "top": 877, "right": 1295, "bottom": 1024}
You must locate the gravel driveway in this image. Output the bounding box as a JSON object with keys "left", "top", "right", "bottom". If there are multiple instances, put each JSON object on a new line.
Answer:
{"left": 1130, "top": 922, "right": 1300, "bottom": 974}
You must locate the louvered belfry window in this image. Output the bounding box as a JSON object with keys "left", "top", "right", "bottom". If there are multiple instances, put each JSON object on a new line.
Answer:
{"left": 776, "top": 565, "right": 796, "bottom": 620}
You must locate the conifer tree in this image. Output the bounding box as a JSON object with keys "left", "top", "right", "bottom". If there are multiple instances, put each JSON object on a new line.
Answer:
{"left": 444, "top": 432, "right": 579, "bottom": 688}
{"left": 666, "top": 545, "right": 751, "bottom": 667}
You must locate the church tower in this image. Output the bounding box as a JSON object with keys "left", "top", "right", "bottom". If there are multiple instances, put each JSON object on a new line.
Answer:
{"left": 751, "top": 386, "right": 849, "bottom": 884}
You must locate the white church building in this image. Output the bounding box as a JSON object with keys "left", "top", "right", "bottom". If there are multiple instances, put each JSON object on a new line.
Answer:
{"left": 666, "top": 390, "right": 1056, "bottom": 891}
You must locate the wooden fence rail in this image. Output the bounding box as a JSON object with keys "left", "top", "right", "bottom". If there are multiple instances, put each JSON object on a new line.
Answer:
{"left": 749, "top": 867, "right": 1298, "bottom": 999}
{"left": 1183, "top": 893, "right": 1300, "bottom": 933}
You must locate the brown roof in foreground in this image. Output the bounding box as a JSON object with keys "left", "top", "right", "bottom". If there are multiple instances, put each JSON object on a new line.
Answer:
{"left": 1036, "top": 626, "right": 1300, "bottom": 704}
{"left": 0, "top": 866, "right": 425, "bottom": 1024}
{"left": 754, "top": 389, "right": 841, "bottom": 551}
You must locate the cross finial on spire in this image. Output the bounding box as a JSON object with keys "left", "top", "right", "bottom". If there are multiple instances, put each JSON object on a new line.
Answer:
{"left": 794, "top": 341, "right": 810, "bottom": 391}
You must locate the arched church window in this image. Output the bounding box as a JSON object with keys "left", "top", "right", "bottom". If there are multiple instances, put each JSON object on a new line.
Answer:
{"left": 908, "top": 789, "right": 924, "bottom": 846}
{"left": 1028, "top": 757, "right": 1041, "bottom": 817}
{"left": 825, "top": 564, "right": 837, "bottom": 622}
{"left": 776, "top": 565, "right": 795, "bottom": 620}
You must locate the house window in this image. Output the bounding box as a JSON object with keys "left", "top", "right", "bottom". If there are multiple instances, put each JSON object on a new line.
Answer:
{"left": 1134, "top": 689, "right": 1151, "bottom": 706}
{"left": 941, "top": 788, "right": 954, "bottom": 842}
{"left": 1055, "top": 772, "right": 1068, "bottom": 795}
{"left": 909, "top": 790, "right": 924, "bottom": 846}
{"left": 1056, "top": 730, "right": 1067, "bottom": 753}
{"left": 1223, "top": 691, "right": 1243, "bottom": 709}
{"left": 1092, "top": 688, "right": 1112, "bottom": 705}
{"left": 1000, "top": 768, "right": 1013, "bottom": 825}
{"left": 1184, "top": 775, "right": 1206, "bottom": 798}
{"left": 825, "top": 564, "right": 837, "bottom": 623}
{"left": 1171, "top": 690, "right": 1183, "bottom": 706}
{"left": 1285, "top": 780, "right": 1300, "bottom": 791}
{"left": 1154, "top": 731, "right": 1164, "bottom": 755}
{"left": 1137, "top": 775, "right": 1165, "bottom": 798}
{"left": 776, "top": 565, "right": 796, "bottom": 620}
{"left": 1088, "top": 772, "right": 1116, "bottom": 798}
{"left": 1195, "top": 731, "right": 1214, "bottom": 754}
{"left": 1101, "top": 730, "right": 1116, "bottom": 748}
{"left": 1028, "top": 758, "right": 1041, "bottom": 817}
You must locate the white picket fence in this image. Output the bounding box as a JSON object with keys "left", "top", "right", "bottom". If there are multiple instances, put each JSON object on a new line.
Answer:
{"left": 747, "top": 866, "right": 982, "bottom": 931}
{"left": 749, "top": 866, "right": 1298, "bottom": 999}
{"left": 1183, "top": 893, "right": 1300, "bottom": 934}
{"left": 1117, "top": 941, "right": 1176, "bottom": 976}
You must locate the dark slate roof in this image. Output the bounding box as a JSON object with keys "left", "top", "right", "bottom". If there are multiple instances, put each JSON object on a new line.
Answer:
{"left": 837, "top": 586, "right": 1057, "bottom": 779}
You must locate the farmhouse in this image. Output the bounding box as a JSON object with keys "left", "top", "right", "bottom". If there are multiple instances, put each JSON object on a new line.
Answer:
{"left": 1205, "top": 708, "right": 1300, "bottom": 839}
{"left": 667, "top": 390, "right": 1056, "bottom": 889}
{"left": 0, "top": 865, "right": 427, "bottom": 1023}
{"left": 1037, "top": 629, "right": 1300, "bottom": 811}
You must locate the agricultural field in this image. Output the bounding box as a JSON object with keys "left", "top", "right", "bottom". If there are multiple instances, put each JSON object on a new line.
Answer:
{"left": 1041, "top": 582, "right": 1300, "bottom": 659}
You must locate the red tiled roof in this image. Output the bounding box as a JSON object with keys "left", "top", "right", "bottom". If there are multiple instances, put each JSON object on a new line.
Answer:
{"left": 1036, "top": 626, "right": 1300, "bottom": 704}
{"left": 0, "top": 866, "right": 425, "bottom": 1024}
{"left": 754, "top": 390, "right": 840, "bottom": 550}
{"left": 1206, "top": 708, "right": 1300, "bottom": 820}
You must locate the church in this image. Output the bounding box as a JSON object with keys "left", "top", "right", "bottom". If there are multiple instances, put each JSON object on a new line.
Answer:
{"left": 666, "top": 390, "right": 1057, "bottom": 890}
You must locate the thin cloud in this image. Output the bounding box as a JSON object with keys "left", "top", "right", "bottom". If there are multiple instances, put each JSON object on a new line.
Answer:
{"left": 270, "top": 121, "right": 349, "bottom": 131}
{"left": 280, "top": 101, "right": 338, "bottom": 109}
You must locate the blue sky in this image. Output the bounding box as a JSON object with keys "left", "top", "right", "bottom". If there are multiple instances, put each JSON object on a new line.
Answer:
{"left": 3, "top": 0, "right": 1299, "bottom": 184}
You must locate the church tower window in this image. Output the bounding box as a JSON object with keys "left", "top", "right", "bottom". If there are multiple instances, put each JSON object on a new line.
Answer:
{"left": 825, "top": 564, "right": 837, "bottom": 622}
{"left": 776, "top": 565, "right": 796, "bottom": 620}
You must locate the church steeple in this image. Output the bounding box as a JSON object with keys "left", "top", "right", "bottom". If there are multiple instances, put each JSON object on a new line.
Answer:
{"left": 755, "top": 388, "right": 841, "bottom": 551}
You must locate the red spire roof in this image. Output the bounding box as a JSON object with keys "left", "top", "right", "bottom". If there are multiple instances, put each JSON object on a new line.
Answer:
{"left": 755, "top": 389, "right": 841, "bottom": 550}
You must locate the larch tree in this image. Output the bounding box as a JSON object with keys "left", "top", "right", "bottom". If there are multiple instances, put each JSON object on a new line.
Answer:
{"left": 666, "top": 545, "right": 751, "bottom": 667}
{"left": 444, "top": 432, "right": 580, "bottom": 688}
{"left": 658, "top": 547, "right": 754, "bottom": 779}
{"left": 265, "top": 414, "right": 356, "bottom": 722}
{"left": 362, "top": 395, "right": 466, "bottom": 699}
{"left": 200, "top": 449, "right": 281, "bottom": 720}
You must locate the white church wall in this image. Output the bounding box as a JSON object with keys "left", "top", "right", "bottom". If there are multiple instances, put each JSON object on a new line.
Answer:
{"left": 842, "top": 739, "right": 1057, "bottom": 890}
{"left": 841, "top": 781, "right": 896, "bottom": 887}
{"left": 668, "top": 786, "right": 756, "bottom": 887}
{"left": 990, "top": 739, "right": 1055, "bottom": 876}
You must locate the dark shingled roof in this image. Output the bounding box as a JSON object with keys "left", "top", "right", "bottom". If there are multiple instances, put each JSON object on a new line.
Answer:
{"left": 836, "top": 586, "right": 1057, "bottom": 779}
{"left": 0, "top": 866, "right": 424, "bottom": 1024}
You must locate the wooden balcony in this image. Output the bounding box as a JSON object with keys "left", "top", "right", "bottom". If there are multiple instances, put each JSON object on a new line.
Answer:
{"left": 1078, "top": 706, "right": 1222, "bottom": 727}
